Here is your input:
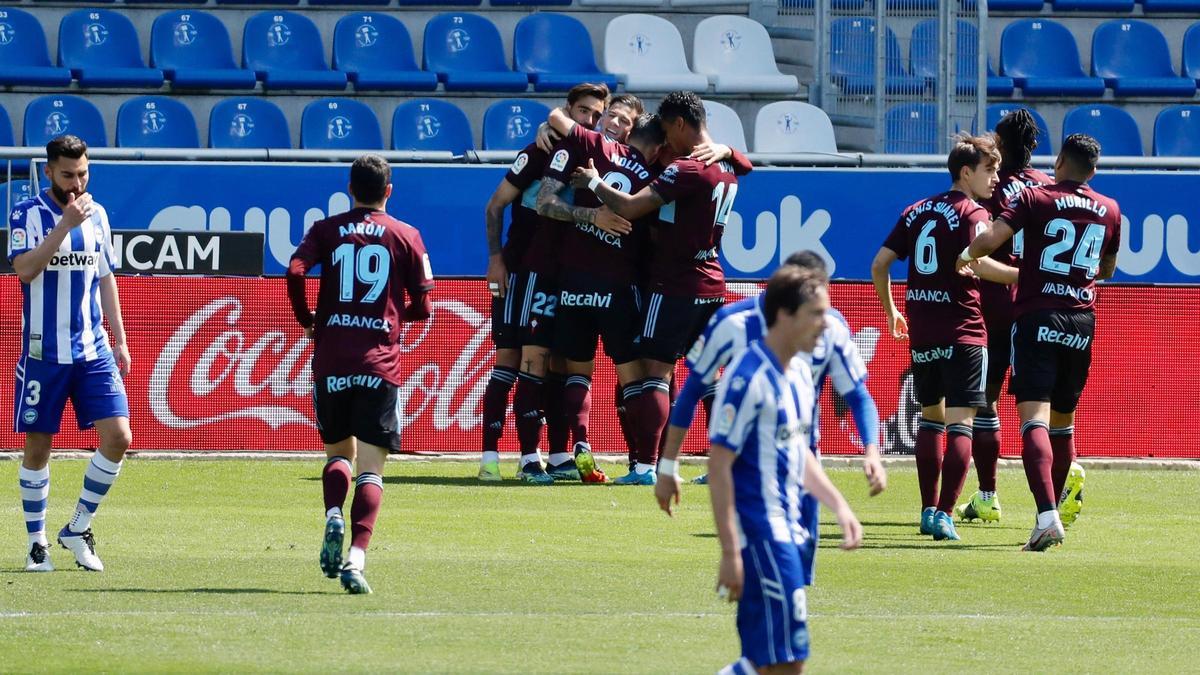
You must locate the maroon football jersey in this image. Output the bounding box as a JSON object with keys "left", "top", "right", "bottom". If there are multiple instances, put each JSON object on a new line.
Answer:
{"left": 883, "top": 191, "right": 990, "bottom": 347}
{"left": 645, "top": 157, "right": 740, "bottom": 298}
{"left": 998, "top": 181, "right": 1121, "bottom": 316}
{"left": 289, "top": 208, "right": 435, "bottom": 384}
{"left": 500, "top": 142, "right": 549, "bottom": 273}
{"left": 542, "top": 125, "right": 657, "bottom": 285}
{"left": 977, "top": 167, "right": 1053, "bottom": 323}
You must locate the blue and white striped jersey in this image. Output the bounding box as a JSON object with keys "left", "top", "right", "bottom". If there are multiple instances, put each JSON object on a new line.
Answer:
{"left": 800, "top": 307, "right": 868, "bottom": 448}
{"left": 709, "top": 340, "right": 815, "bottom": 547}
{"left": 7, "top": 191, "right": 115, "bottom": 364}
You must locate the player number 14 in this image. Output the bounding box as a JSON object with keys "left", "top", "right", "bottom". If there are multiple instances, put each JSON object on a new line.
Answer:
{"left": 331, "top": 243, "right": 390, "bottom": 303}
{"left": 711, "top": 182, "right": 739, "bottom": 227}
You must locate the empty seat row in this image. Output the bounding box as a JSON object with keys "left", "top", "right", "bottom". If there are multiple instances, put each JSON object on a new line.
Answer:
{"left": 831, "top": 17, "right": 1200, "bottom": 99}
{"left": 885, "top": 102, "right": 1200, "bottom": 157}
{"left": 990, "top": 0, "right": 1200, "bottom": 12}
{"left": 0, "top": 8, "right": 795, "bottom": 94}
{"left": 0, "top": 0, "right": 751, "bottom": 6}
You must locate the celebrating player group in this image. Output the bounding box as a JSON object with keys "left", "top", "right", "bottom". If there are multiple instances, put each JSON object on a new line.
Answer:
{"left": 8, "top": 88, "right": 1119, "bottom": 672}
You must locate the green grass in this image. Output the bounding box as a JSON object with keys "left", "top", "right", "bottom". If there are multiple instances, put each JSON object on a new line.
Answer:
{"left": 1, "top": 460, "right": 1198, "bottom": 673}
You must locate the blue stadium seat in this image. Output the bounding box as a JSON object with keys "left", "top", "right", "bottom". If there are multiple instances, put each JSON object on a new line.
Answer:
{"left": 988, "top": 64, "right": 1015, "bottom": 97}
{"left": 217, "top": 0, "right": 299, "bottom": 5}
{"left": 1182, "top": 23, "right": 1200, "bottom": 86}
{"left": 24, "top": 95, "right": 107, "bottom": 148}
{"left": 492, "top": 0, "right": 571, "bottom": 6}
{"left": 0, "top": 105, "right": 12, "bottom": 147}
{"left": 243, "top": 11, "right": 347, "bottom": 90}
{"left": 58, "top": 10, "right": 164, "bottom": 88}
{"left": 1153, "top": 105, "right": 1200, "bottom": 157}
{"left": 0, "top": 8, "right": 73, "bottom": 87}
{"left": 985, "top": 104, "right": 1053, "bottom": 156}
{"left": 911, "top": 20, "right": 1002, "bottom": 96}
{"left": 514, "top": 14, "right": 617, "bottom": 92}
{"left": 987, "top": 0, "right": 1045, "bottom": 8}
{"left": 311, "top": 0, "right": 389, "bottom": 6}
{"left": 884, "top": 103, "right": 937, "bottom": 154}
{"left": 116, "top": 96, "right": 200, "bottom": 148}
{"left": 1143, "top": 0, "right": 1200, "bottom": 12}
{"left": 1062, "top": 105, "right": 1142, "bottom": 157}
{"left": 396, "top": 0, "right": 481, "bottom": 4}
{"left": 483, "top": 99, "right": 550, "bottom": 151}
{"left": 300, "top": 98, "right": 382, "bottom": 150}
{"left": 3, "top": 181, "right": 34, "bottom": 212}
{"left": 209, "top": 97, "right": 290, "bottom": 148}
{"left": 151, "top": 10, "right": 257, "bottom": 90}
{"left": 1092, "top": 21, "right": 1196, "bottom": 97}
{"left": 332, "top": 13, "right": 438, "bottom": 91}
{"left": 392, "top": 99, "right": 473, "bottom": 153}
{"left": 1053, "top": 0, "right": 1134, "bottom": 11}
{"left": 781, "top": 0, "right": 867, "bottom": 9}
{"left": 830, "top": 18, "right": 924, "bottom": 96}
{"left": 1000, "top": 19, "right": 1105, "bottom": 97}
{"left": 423, "top": 13, "right": 530, "bottom": 92}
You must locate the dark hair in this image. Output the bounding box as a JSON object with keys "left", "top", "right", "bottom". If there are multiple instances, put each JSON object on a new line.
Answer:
{"left": 350, "top": 153, "right": 391, "bottom": 205}
{"left": 782, "top": 250, "right": 828, "bottom": 275}
{"left": 628, "top": 113, "right": 666, "bottom": 147}
{"left": 1060, "top": 133, "right": 1101, "bottom": 175}
{"left": 657, "top": 90, "right": 706, "bottom": 129}
{"left": 994, "top": 109, "right": 1040, "bottom": 172}
{"left": 567, "top": 82, "right": 610, "bottom": 107}
{"left": 608, "top": 94, "right": 644, "bottom": 116}
{"left": 764, "top": 266, "right": 826, "bottom": 328}
{"left": 46, "top": 135, "right": 87, "bottom": 163}
{"left": 947, "top": 133, "right": 1000, "bottom": 182}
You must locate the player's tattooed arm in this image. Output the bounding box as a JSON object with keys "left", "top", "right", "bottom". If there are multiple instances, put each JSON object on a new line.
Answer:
{"left": 484, "top": 180, "right": 521, "bottom": 297}
{"left": 570, "top": 159, "right": 664, "bottom": 220}
{"left": 535, "top": 177, "right": 598, "bottom": 224}
{"left": 1096, "top": 254, "right": 1118, "bottom": 280}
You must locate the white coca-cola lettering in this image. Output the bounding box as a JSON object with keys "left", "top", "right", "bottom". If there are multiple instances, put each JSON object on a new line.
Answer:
{"left": 394, "top": 300, "right": 491, "bottom": 434}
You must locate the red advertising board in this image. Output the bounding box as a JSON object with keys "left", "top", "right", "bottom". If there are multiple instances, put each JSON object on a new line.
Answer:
{"left": 0, "top": 278, "right": 1195, "bottom": 457}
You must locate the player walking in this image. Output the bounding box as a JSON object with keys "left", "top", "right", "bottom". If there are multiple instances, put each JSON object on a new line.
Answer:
{"left": 9, "top": 135, "right": 133, "bottom": 573}
{"left": 957, "top": 134, "right": 1120, "bottom": 550}
{"left": 287, "top": 154, "right": 435, "bottom": 592}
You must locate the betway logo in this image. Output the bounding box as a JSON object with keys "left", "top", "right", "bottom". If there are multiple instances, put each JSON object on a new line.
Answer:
{"left": 47, "top": 251, "right": 99, "bottom": 269}
{"left": 560, "top": 290, "right": 612, "bottom": 308}
{"left": 722, "top": 196, "right": 835, "bottom": 275}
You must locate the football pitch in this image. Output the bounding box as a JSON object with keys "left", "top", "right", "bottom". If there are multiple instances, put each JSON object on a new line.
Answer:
{"left": 2, "top": 459, "right": 1198, "bottom": 673}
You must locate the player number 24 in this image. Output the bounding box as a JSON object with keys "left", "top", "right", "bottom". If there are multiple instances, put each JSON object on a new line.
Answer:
{"left": 331, "top": 243, "right": 390, "bottom": 303}
{"left": 1039, "top": 219, "right": 1104, "bottom": 279}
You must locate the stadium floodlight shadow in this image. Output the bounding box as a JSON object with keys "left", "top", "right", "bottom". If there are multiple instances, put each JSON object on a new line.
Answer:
{"left": 65, "top": 587, "right": 328, "bottom": 595}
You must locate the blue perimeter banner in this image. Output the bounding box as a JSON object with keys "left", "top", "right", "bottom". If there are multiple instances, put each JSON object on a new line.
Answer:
{"left": 82, "top": 162, "right": 1199, "bottom": 283}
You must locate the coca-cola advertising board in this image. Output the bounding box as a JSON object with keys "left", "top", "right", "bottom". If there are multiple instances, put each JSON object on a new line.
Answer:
{"left": 0, "top": 278, "right": 1195, "bottom": 458}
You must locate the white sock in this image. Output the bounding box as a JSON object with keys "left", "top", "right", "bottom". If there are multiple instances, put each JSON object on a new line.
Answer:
{"left": 548, "top": 452, "right": 571, "bottom": 466}
{"left": 19, "top": 465, "right": 50, "bottom": 547}
{"left": 326, "top": 507, "right": 343, "bottom": 520}
{"left": 1036, "top": 509, "right": 1060, "bottom": 530}
{"left": 347, "top": 546, "right": 366, "bottom": 570}
{"left": 980, "top": 490, "right": 996, "bottom": 501}
{"left": 634, "top": 462, "right": 654, "bottom": 475}
{"left": 481, "top": 451, "right": 500, "bottom": 465}
{"left": 520, "top": 452, "right": 542, "bottom": 468}
{"left": 70, "top": 453, "right": 122, "bottom": 534}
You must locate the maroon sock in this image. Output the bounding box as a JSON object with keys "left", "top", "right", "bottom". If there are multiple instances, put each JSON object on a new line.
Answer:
{"left": 621, "top": 382, "right": 643, "bottom": 467}
{"left": 632, "top": 378, "right": 671, "bottom": 466}
{"left": 1021, "top": 421, "right": 1056, "bottom": 512}
{"left": 322, "top": 456, "right": 353, "bottom": 514}
{"left": 513, "top": 372, "right": 545, "bottom": 454}
{"left": 544, "top": 372, "right": 569, "bottom": 454}
{"left": 971, "top": 412, "right": 1001, "bottom": 492}
{"left": 481, "top": 367, "right": 517, "bottom": 452}
{"left": 657, "top": 375, "right": 678, "bottom": 457}
{"left": 915, "top": 419, "right": 945, "bottom": 509}
{"left": 615, "top": 382, "right": 636, "bottom": 459}
{"left": 349, "top": 473, "right": 383, "bottom": 550}
{"left": 1050, "top": 426, "right": 1076, "bottom": 503}
{"left": 564, "top": 375, "right": 592, "bottom": 447}
{"left": 937, "top": 425, "right": 973, "bottom": 513}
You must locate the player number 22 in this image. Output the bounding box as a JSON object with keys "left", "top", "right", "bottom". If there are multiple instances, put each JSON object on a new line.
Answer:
{"left": 1039, "top": 219, "right": 1104, "bottom": 279}
{"left": 331, "top": 243, "right": 390, "bottom": 303}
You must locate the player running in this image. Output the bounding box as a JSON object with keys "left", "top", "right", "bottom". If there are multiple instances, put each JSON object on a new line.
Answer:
{"left": 9, "top": 135, "right": 133, "bottom": 573}
{"left": 871, "top": 134, "right": 1015, "bottom": 541}
{"left": 655, "top": 251, "right": 887, "bottom": 529}
{"left": 287, "top": 154, "right": 435, "bottom": 593}
{"left": 708, "top": 265, "right": 862, "bottom": 675}
{"left": 478, "top": 83, "right": 610, "bottom": 483}
{"left": 956, "top": 109, "right": 1054, "bottom": 524}
{"left": 957, "top": 134, "right": 1120, "bottom": 551}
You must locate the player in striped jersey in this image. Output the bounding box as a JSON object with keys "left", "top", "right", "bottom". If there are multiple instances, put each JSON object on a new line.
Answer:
{"left": 656, "top": 252, "right": 887, "bottom": 539}
{"left": 708, "top": 266, "right": 862, "bottom": 675}
{"left": 8, "top": 136, "right": 132, "bottom": 573}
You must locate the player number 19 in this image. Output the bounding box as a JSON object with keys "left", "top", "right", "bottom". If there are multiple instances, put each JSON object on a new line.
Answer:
{"left": 331, "top": 243, "right": 390, "bottom": 303}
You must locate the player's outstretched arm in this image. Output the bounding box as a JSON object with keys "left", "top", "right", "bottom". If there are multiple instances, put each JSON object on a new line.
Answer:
{"left": 570, "top": 159, "right": 665, "bottom": 220}
{"left": 546, "top": 107, "right": 575, "bottom": 138}
{"left": 958, "top": 219, "right": 1015, "bottom": 270}
{"left": 708, "top": 445, "right": 743, "bottom": 602}
{"left": 802, "top": 457, "right": 863, "bottom": 550}
{"left": 963, "top": 256, "right": 1019, "bottom": 285}
{"left": 842, "top": 385, "right": 886, "bottom": 496}
{"left": 870, "top": 248, "right": 908, "bottom": 339}
{"left": 484, "top": 181, "right": 521, "bottom": 299}
{"left": 98, "top": 274, "right": 131, "bottom": 376}
{"left": 535, "top": 176, "right": 631, "bottom": 234}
